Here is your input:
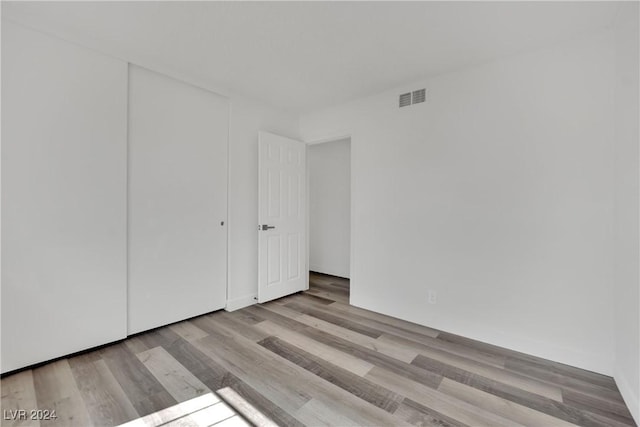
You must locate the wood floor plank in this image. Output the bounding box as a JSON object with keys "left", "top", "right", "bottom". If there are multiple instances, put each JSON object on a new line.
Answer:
{"left": 231, "top": 308, "right": 266, "bottom": 325}
{"left": 136, "top": 346, "right": 211, "bottom": 403}
{"left": 309, "top": 272, "right": 344, "bottom": 285}
{"left": 288, "top": 300, "right": 441, "bottom": 343}
{"left": 325, "top": 309, "right": 441, "bottom": 342}
{"left": 169, "top": 321, "right": 209, "bottom": 342}
{"left": 259, "top": 335, "right": 404, "bottom": 413}
{"left": 296, "top": 313, "right": 419, "bottom": 363}
{"left": 294, "top": 398, "right": 360, "bottom": 426}
{"left": 136, "top": 390, "right": 180, "bottom": 420}
{"left": 505, "top": 357, "right": 627, "bottom": 404}
{"left": 123, "top": 336, "right": 149, "bottom": 355}
{"left": 217, "top": 387, "right": 278, "bottom": 427}
{"left": 191, "top": 328, "right": 313, "bottom": 412}
{"left": 438, "top": 332, "right": 618, "bottom": 392}
{"left": 163, "top": 337, "right": 231, "bottom": 387}
{"left": 193, "top": 319, "right": 412, "bottom": 427}
{"left": 32, "top": 359, "right": 94, "bottom": 427}
{"left": 119, "top": 393, "right": 220, "bottom": 427}
{"left": 191, "top": 332, "right": 341, "bottom": 427}
{"left": 196, "top": 311, "right": 270, "bottom": 342}
{"left": 309, "top": 281, "right": 351, "bottom": 297}
{"left": 328, "top": 300, "right": 441, "bottom": 338}
{"left": 136, "top": 327, "right": 182, "bottom": 351}
{"left": 285, "top": 302, "right": 384, "bottom": 338}
{"left": 69, "top": 356, "right": 139, "bottom": 426}
{"left": 411, "top": 353, "right": 563, "bottom": 401}
{"left": 37, "top": 397, "right": 92, "bottom": 427}
{"left": 163, "top": 400, "right": 235, "bottom": 427}
{"left": 366, "top": 366, "right": 521, "bottom": 427}
{"left": 435, "top": 366, "right": 628, "bottom": 427}
{"left": 243, "top": 304, "right": 309, "bottom": 332}
{"left": 509, "top": 356, "right": 619, "bottom": 393}
{"left": 262, "top": 297, "right": 419, "bottom": 364}
{"left": 1, "top": 369, "right": 41, "bottom": 427}
{"left": 301, "top": 324, "right": 443, "bottom": 389}
{"left": 221, "top": 379, "right": 305, "bottom": 427}
{"left": 99, "top": 342, "right": 177, "bottom": 417}
{"left": 255, "top": 302, "right": 306, "bottom": 321}
{"left": 309, "top": 274, "right": 350, "bottom": 291}
{"left": 393, "top": 398, "right": 469, "bottom": 427}
{"left": 569, "top": 412, "right": 639, "bottom": 427}
{"left": 304, "top": 287, "right": 349, "bottom": 304}
{"left": 254, "top": 320, "right": 375, "bottom": 377}
{"left": 161, "top": 341, "right": 253, "bottom": 414}
{"left": 438, "top": 378, "right": 579, "bottom": 427}
{"left": 377, "top": 332, "right": 507, "bottom": 369}
{"left": 296, "top": 292, "right": 336, "bottom": 305}
{"left": 316, "top": 280, "right": 350, "bottom": 292}
{"left": 562, "top": 388, "right": 636, "bottom": 426}
{"left": 213, "top": 414, "right": 252, "bottom": 427}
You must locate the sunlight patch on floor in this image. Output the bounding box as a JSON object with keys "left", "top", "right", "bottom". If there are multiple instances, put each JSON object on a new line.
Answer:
{"left": 117, "top": 388, "right": 276, "bottom": 427}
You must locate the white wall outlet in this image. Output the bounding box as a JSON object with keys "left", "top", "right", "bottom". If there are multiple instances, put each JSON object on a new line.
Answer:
{"left": 428, "top": 290, "right": 437, "bottom": 305}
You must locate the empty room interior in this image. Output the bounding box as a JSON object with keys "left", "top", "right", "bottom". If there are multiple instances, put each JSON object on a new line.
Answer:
{"left": 1, "top": 1, "right": 639, "bottom": 426}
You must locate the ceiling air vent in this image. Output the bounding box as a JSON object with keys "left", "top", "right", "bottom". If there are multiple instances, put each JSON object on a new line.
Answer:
{"left": 399, "top": 92, "right": 412, "bottom": 108}
{"left": 412, "top": 89, "right": 426, "bottom": 104}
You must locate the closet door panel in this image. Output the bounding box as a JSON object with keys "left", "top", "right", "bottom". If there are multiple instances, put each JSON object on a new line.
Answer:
{"left": 128, "top": 65, "right": 228, "bottom": 334}
{"left": 1, "top": 22, "right": 128, "bottom": 373}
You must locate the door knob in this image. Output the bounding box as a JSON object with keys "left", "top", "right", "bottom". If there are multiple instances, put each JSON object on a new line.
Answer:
{"left": 260, "top": 224, "right": 276, "bottom": 231}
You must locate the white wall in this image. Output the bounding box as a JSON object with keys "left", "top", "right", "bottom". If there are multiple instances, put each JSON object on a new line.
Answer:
{"left": 0, "top": 20, "right": 301, "bottom": 371}
{"left": 613, "top": 3, "right": 640, "bottom": 422}
{"left": 1, "top": 21, "right": 128, "bottom": 373}
{"left": 309, "top": 139, "right": 351, "bottom": 278}
{"left": 301, "top": 30, "right": 616, "bottom": 375}
{"left": 226, "top": 97, "right": 300, "bottom": 311}
{"left": 3, "top": 15, "right": 302, "bottom": 315}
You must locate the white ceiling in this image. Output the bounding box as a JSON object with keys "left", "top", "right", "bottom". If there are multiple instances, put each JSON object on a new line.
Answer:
{"left": 3, "top": 1, "right": 621, "bottom": 113}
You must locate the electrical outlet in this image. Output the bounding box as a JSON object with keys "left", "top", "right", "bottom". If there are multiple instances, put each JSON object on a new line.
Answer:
{"left": 428, "top": 290, "right": 437, "bottom": 305}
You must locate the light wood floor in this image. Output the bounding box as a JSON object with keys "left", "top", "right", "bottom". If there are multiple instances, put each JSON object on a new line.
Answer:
{"left": 1, "top": 273, "right": 636, "bottom": 427}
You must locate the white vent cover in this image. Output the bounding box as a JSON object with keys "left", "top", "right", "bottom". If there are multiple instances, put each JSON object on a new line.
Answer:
{"left": 399, "top": 89, "right": 426, "bottom": 108}
{"left": 399, "top": 92, "right": 412, "bottom": 108}
{"left": 412, "top": 89, "right": 426, "bottom": 104}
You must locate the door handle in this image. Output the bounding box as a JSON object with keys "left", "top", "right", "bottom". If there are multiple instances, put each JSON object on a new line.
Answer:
{"left": 260, "top": 224, "right": 276, "bottom": 231}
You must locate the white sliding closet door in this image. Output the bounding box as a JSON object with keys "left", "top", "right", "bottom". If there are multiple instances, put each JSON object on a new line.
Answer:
{"left": 1, "top": 22, "right": 128, "bottom": 373}
{"left": 128, "top": 65, "right": 228, "bottom": 334}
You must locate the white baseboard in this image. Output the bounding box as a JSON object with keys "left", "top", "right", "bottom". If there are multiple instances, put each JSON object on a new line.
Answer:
{"left": 615, "top": 368, "right": 640, "bottom": 424}
{"left": 225, "top": 294, "right": 257, "bottom": 312}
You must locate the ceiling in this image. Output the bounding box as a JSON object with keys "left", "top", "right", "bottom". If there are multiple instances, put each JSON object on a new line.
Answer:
{"left": 2, "top": 1, "right": 621, "bottom": 113}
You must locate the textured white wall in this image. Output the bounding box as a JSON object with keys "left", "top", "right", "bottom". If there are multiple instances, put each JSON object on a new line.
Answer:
{"left": 613, "top": 3, "right": 640, "bottom": 422}
{"left": 1, "top": 21, "right": 128, "bottom": 373}
{"left": 309, "top": 139, "right": 351, "bottom": 278}
{"left": 0, "top": 20, "right": 302, "bottom": 367}
{"left": 301, "top": 30, "right": 616, "bottom": 375}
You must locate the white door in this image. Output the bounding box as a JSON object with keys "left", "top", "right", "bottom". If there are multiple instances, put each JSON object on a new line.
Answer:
{"left": 128, "top": 65, "right": 228, "bottom": 334}
{"left": 258, "top": 132, "right": 307, "bottom": 303}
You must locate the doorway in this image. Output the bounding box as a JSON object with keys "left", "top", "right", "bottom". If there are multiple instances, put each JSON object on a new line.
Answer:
{"left": 308, "top": 137, "right": 352, "bottom": 299}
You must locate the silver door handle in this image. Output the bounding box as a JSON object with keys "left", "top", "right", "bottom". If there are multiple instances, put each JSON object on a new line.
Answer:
{"left": 260, "top": 224, "right": 276, "bottom": 231}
